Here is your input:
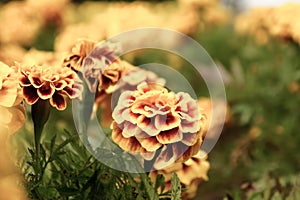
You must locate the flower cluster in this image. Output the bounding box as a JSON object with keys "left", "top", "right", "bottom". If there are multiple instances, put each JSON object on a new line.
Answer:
{"left": 235, "top": 3, "right": 300, "bottom": 45}
{"left": 111, "top": 83, "right": 206, "bottom": 169}
{"left": 149, "top": 151, "right": 210, "bottom": 200}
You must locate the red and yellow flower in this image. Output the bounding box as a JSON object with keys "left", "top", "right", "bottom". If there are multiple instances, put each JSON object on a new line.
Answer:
{"left": 18, "top": 64, "right": 82, "bottom": 110}
{"left": 149, "top": 151, "right": 210, "bottom": 200}
{"left": 0, "top": 62, "right": 25, "bottom": 134}
{"left": 111, "top": 83, "right": 206, "bottom": 169}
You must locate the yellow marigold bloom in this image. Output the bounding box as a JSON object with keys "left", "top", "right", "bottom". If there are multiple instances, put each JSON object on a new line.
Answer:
{"left": 92, "top": 60, "right": 135, "bottom": 125}
{"left": 0, "top": 62, "right": 25, "bottom": 134}
{"left": 0, "top": 62, "right": 21, "bottom": 107}
{"left": 18, "top": 64, "right": 82, "bottom": 110}
{"left": 94, "top": 64, "right": 165, "bottom": 127}
{"left": 149, "top": 151, "right": 210, "bottom": 200}
{"left": 81, "top": 41, "right": 120, "bottom": 92}
{"left": 111, "top": 83, "right": 206, "bottom": 169}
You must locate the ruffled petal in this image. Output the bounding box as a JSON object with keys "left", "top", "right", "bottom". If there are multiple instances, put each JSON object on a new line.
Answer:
{"left": 156, "top": 128, "right": 183, "bottom": 144}
{"left": 28, "top": 75, "right": 43, "bottom": 88}
{"left": 181, "top": 132, "right": 199, "bottom": 146}
{"left": 23, "top": 86, "right": 39, "bottom": 105}
{"left": 53, "top": 80, "right": 67, "bottom": 90}
{"left": 180, "top": 119, "right": 201, "bottom": 133}
{"left": 19, "top": 76, "right": 31, "bottom": 87}
{"left": 136, "top": 115, "right": 160, "bottom": 136}
{"left": 111, "top": 122, "right": 145, "bottom": 153}
{"left": 37, "top": 83, "right": 55, "bottom": 100}
{"left": 137, "top": 136, "right": 162, "bottom": 152}
{"left": 122, "top": 121, "right": 142, "bottom": 138}
{"left": 62, "top": 84, "right": 83, "bottom": 99}
{"left": 153, "top": 145, "right": 177, "bottom": 170}
{"left": 50, "top": 92, "right": 66, "bottom": 110}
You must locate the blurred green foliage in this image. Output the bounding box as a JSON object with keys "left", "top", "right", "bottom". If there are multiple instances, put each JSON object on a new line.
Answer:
{"left": 194, "top": 25, "right": 300, "bottom": 199}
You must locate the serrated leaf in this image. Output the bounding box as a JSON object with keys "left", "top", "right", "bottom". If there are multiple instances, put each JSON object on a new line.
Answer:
{"left": 171, "top": 173, "right": 181, "bottom": 200}
{"left": 140, "top": 173, "right": 159, "bottom": 200}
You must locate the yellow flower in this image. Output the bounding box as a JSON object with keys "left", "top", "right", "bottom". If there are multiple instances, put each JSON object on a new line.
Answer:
{"left": 18, "top": 64, "right": 82, "bottom": 110}
{"left": 149, "top": 150, "right": 210, "bottom": 200}
{"left": 0, "top": 62, "right": 25, "bottom": 134}
{"left": 92, "top": 60, "right": 135, "bottom": 124}
{"left": 81, "top": 41, "right": 120, "bottom": 92}
{"left": 63, "top": 39, "right": 97, "bottom": 72}
{"left": 93, "top": 63, "right": 165, "bottom": 127}
{"left": 111, "top": 83, "right": 206, "bottom": 169}
{"left": 0, "top": 62, "right": 21, "bottom": 107}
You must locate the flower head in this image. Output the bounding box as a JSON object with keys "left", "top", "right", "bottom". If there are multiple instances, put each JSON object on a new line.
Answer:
{"left": 149, "top": 151, "right": 210, "bottom": 200}
{"left": 0, "top": 62, "right": 25, "bottom": 134}
{"left": 93, "top": 64, "right": 165, "bottom": 126}
{"left": 0, "top": 62, "right": 22, "bottom": 107}
{"left": 116, "top": 67, "right": 166, "bottom": 92}
{"left": 63, "top": 39, "right": 97, "bottom": 72}
{"left": 111, "top": 83, "right": 206, "bottom": 169}
{"left": 18, "top": 64, "right": 82, "bottom": 110}
{"left": 81, "top": 41, "right": 120, "bottom": 92}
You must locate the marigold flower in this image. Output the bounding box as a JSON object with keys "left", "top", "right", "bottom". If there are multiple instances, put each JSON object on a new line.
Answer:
{"left": 149, "top": 151, "right": 210, "bottom": 200}
{"left": 92, "top": 60, "right": 135, "bottom": 123}
{"left": 18, "top": 64, "right": 82, "bottom": 110}
{"left": 0, "top": 62, "right": 25, "bottom": 134}
{"left": 63, "top": 39, "right": 97, "bottom": 72}
{"left": 116, "top": 67, "right": 166, "bottom": 92}
{"left": 0, "top": 62, "right": 22, "bottom": 107}
{"left": 111, "top": 83, "right": 206, "bottom": 169}
{"left": 81, "top": 41, "right": 120, "bottom": 92}
{"left": 94, "top": 64, "right": 165, "bottom": 127}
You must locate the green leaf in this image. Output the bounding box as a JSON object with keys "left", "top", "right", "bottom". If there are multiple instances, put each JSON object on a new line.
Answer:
{"left": 155, "top": 174, "right": 165, "bottom": 194}
{"left": 140, "top": 173, "right": 159, "bottom": 200}
{"left": 171, "top": 173, "right": 181, "bottom": 200}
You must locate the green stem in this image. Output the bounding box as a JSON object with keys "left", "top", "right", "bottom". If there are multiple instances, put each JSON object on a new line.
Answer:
{"left": 31, "top": 99, "right": 51, "bottom": 179}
